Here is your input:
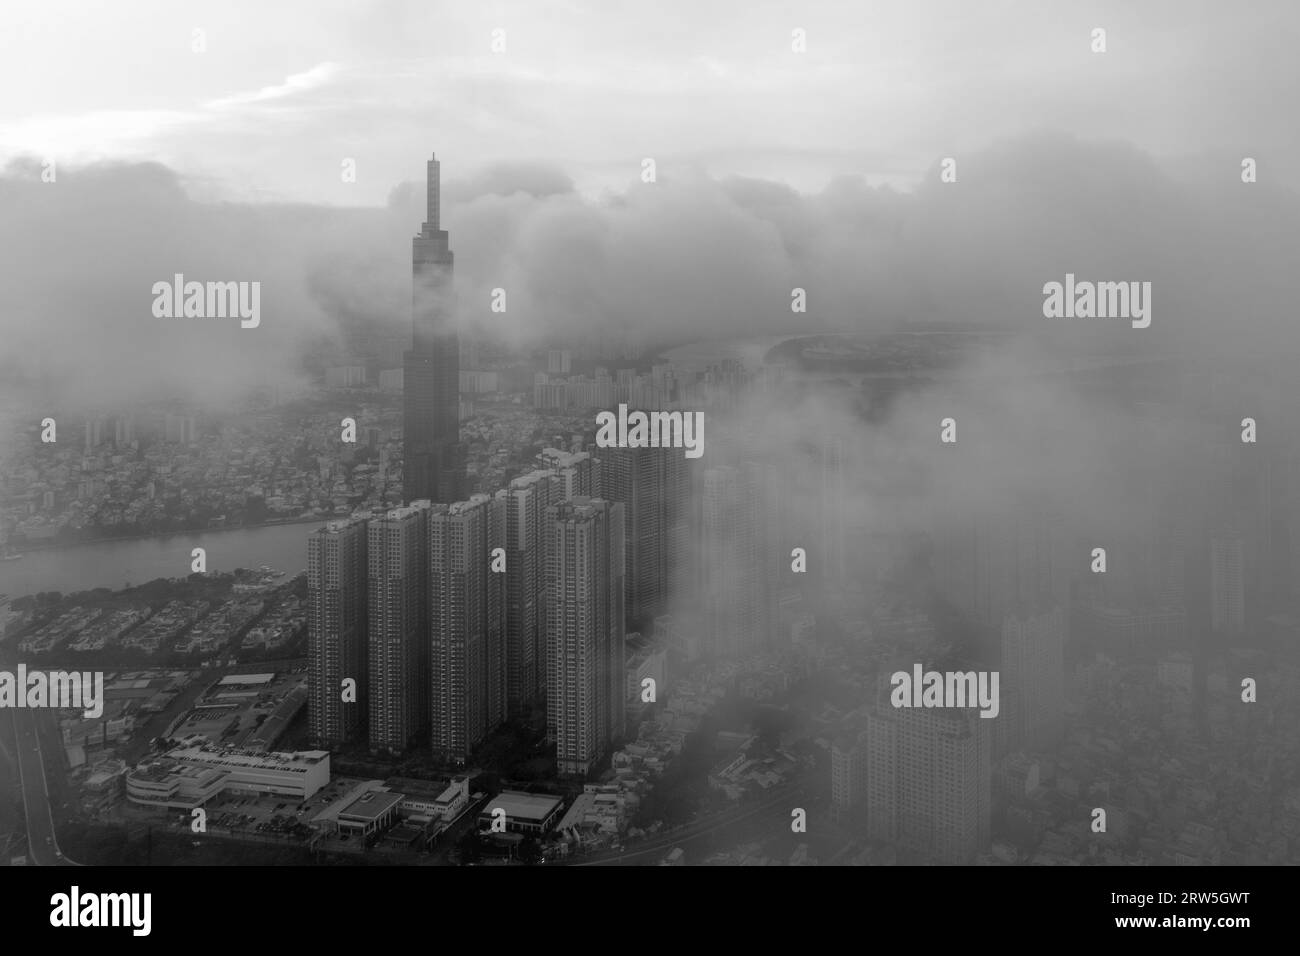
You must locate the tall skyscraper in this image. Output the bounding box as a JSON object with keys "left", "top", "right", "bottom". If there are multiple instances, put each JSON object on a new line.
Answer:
{"left": 403, "top": 154, "right": 464, "bottom": 505}
{"left": 308, "top": 516, "right": 369, "bottom": 747}
{"left": 367, "top": 501, "right": 431, "bottom": 754}
{"left": 999, "top": 605, "right": 1065, "bottom": 755}
{"left": 428, "top": 495, "right": 505, "bottom": 764}
{"left": 546, "top": 497, "right": 625, "bottom": 776}
{"left": 865, "top": 689, "right": 993, "bottom": 864}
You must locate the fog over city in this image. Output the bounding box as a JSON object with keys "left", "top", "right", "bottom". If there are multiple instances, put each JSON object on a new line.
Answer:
{"left": 3, "top": 0, "right": 1298, "bottom": 409}
{"left": 3, "top": 131, "right": 1298, "bottom": 410}
{"left": 2, "top": 0, "right": 1298, "bottom": 882}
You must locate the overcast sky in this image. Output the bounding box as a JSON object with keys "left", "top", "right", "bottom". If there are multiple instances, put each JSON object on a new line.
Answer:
{"left": 1, "top": 1, "right": 1297, "bottom": 410}
{"left": 3, "top": 0, "right": 1297, "bottom": 203}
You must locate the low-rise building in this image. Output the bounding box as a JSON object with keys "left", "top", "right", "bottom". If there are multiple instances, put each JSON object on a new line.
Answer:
{"left": 478, "top": 790, "right": 564, "bottom": 835}
{"left": 125, "top": 739, "right": 329, "bottom": 809}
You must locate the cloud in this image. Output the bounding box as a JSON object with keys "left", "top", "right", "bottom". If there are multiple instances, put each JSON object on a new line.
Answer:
{"left": 204, "top": 62, "right": 344, "bottom": 110}
{"left": 2, "top": 132, "right": 1296, "bottom": 414}
{"left": 443, "top": 162, "right": 575, "bottom": 203}
{"left": 0, "top": 157, "right": 354, "bottom": 408}
{"left": 425, "top": 132, "right": 1300, "bottom": 358}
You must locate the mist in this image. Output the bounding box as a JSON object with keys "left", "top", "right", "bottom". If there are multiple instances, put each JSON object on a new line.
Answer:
{"left": 5, "top": 129, "right": 1297, "bottom": 415}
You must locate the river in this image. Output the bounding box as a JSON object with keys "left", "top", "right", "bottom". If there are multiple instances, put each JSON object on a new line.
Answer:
{"left": 0, "top": 520, "right": 325, "bottom": 599}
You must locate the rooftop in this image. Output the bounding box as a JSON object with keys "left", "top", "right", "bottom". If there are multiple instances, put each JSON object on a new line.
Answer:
{"left": 482, "top": 790, "right": 563, "bottom": 822}
{"left": 218, "top": 673, "right": 274, "bottom": 686}
{"left": 339, "top": 789, "right": 405, "bottom": 823}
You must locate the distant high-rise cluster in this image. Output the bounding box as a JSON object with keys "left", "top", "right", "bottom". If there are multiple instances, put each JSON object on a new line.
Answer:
{"left": 308, "top": 158, "right": 631, "bottom": 771}
{"left": 305, "top": 152, "right": 857, "bottom": 780}
{"left": 308, "top": 481, "right": 628, "bottom": 771}
{"left": 311, "top": 221, "right": 633, "bottom": 771}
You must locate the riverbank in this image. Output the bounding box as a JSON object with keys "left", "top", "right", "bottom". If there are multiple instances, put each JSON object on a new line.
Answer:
{"left": 0, "top": 520, "right": 326, "bottom": 600}
{"left": 8, "top": 514, "right": 333, "bottom": 557}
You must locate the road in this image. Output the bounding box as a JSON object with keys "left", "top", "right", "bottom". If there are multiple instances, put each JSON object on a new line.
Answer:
{"left": 6, "top": 705, "right": 79, "bottom": 866}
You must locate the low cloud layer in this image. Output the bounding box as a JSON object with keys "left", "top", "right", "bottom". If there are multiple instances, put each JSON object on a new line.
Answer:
{"left": 2, "top": 131, "right": 1297, "bottom": 412}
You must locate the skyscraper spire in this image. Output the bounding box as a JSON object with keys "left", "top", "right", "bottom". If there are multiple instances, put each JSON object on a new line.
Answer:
{"left": 404, "top": 150, "right": 463, "bottom": 505}
{"left": 425, "top": 154, "right": 441, "bottom": 234}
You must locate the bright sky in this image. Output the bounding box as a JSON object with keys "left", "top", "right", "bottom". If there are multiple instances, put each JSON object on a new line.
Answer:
{"left": 1, "top": 0, "right": 1295, "bottom": 203}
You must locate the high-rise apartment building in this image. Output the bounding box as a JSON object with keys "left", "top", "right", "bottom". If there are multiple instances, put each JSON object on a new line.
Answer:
{"left": 428, "top": 495, "right": 505, "bottom": 764}
{"left": 308, "top": 516, "right": 369, "bottom": 747}
{"left": 536, "top": 448, "right": 597, "bottom": 704}
{"left": 496, "top": 471, "right": 555, "bottom": 719}
{"left": 546, "top": 497, "right": 625, "bottom": 776}
{"left": 865, "top": 692, "right": 993, "bottom": 864}
{"left": 540, "top": 447, "right": 594, "bottom": 499}
{"left": 367, "top": 501, "right": 431, "bottom": 754}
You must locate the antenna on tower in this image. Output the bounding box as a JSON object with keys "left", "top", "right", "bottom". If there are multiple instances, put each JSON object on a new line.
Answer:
{"left": 427, "top": 154, "right": 441, "bottom": 231}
